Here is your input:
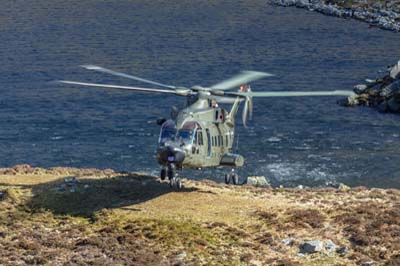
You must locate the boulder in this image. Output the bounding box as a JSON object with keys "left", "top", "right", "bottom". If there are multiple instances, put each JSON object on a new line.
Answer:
{"left": 338, "top": 183, "right": 350, "bottom": 192}
{"left": 354, "top": 84, "right": 368, "bottom": 94}
{"left": 382, "top": 80, "right": 400, "bottom": 97}
{"left": 299, "top": 240, "right": 324, "bottom": 254}
{"left": 390, "top": 60, "right": 400, "bottom": 79}
{"left": 346, "top": 95, "right": 359, "bottom": 106}
{"left": 387, "top": 98, "right": 400, "bottom": 112}
{"left": 377, "top": 100, "right": 388, "bottom": 112}
{"left": 246, "top": 176, "right": 271, "bottom": 187}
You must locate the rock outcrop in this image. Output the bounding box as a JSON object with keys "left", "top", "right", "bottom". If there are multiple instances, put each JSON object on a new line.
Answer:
{"left": 269, "top": 0, "right": 400, "bottom": 32}
{"left": 338, "top": 60, "right": 400, "bottom": 113}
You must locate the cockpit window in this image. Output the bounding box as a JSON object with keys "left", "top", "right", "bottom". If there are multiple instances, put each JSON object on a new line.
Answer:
{"left": 159, "top": 120, "right": 176, "bottom": 144}
{"left": 177, "top": 121, "right": 202, "bottom": 145}
{"left": 177, "top": 129, "right": 193, "bottom": 144}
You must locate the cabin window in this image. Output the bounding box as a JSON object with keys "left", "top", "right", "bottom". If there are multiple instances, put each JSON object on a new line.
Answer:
{"left": 206, "top": 129, "right": 211, "bottom": 157}
{"left": 226, "top": 135, "right": 228, "bottom": 146}
{"left": 221, "top": 135, "right": 224, "bottom": 146}
{"left": 198, "top": 131, "right": 203, "bottom": 145}
{"left": 215, "top": 110, "right": 219, "bottom": 121}
{"left": 193, "top": 131, "right": 197, "bottom": 145}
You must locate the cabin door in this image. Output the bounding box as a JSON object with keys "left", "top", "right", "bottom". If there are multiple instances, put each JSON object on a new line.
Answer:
{"left": 206, "top": 128, "right": 211, "bottom": 157}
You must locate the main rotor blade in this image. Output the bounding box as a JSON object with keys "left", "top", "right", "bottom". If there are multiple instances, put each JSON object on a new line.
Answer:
{"left": 57, "top": 80, "right": 181, "bottom": 95}
{"left": 81, "top": 65, "right": 178, "bottom": 89}
{"left": 225, "top": 90, "right": 355, "bottom": 97}
{"left": 208, "top": 95, "right": 240, "bottom": 104}
{"left": 210, "top": 71, "right": 274, "bottom": 91}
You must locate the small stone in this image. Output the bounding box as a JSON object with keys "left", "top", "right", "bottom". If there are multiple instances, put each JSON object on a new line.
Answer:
{"left": 299, "top": 240, "right": 324, "bottom": 254}
{"left": 176, "top": 251, "right": 186, "bottom": 260}
{"left": 296, "top": 185, "right": 303, "bottom": 189}
{"left": 282, "top": 237, "right": 295, "bottom": 246}
{"left": 84, "top": 184, "right": 90, "bottom": 189}
{"left": 336, "top": 246, "right": 349, "bottom": 255}
{"left": 359, "top": 258, "right": 375, "bottom": 266}
{"left": 69, "top": 187, "right": 76, "bottom": 193}
{"left": 325, "top": 181, "right": 339, "bottom": 188}
{"left": 64, "top": 177, "right": 78, "bottom": 183}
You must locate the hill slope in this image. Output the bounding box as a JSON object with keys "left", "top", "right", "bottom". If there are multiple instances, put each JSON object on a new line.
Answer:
{"left": 0, "top": 165, "right": 399, "bottom": 265}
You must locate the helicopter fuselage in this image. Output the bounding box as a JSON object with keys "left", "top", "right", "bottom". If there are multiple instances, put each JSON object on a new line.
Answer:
{"left": 156, "top": 98, "right": 244, "bottom": 170}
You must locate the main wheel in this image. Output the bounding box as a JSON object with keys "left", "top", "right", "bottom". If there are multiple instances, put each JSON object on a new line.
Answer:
{"left": 160, "top": 168, "right": 166, "bottom": 181}
{"left": 224, "top": 173, "right": 231, "bottom": 184}
{"left": 169, "top": 177, "right": 176, "bottom": 188}
{"left": 176, "top": 178, "right": 182, "bottom": 189}
{"left": 231, "top": 173, "right": 239, "bottom": 185}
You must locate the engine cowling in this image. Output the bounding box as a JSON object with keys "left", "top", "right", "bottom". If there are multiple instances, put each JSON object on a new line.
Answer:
{"left": 220, "top": 153, "right": 244, "bottom": 167}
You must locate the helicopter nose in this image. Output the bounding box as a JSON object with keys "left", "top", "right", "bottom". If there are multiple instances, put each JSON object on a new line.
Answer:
{"left": 157, "top": 146, "right": 186, "bottom": 164}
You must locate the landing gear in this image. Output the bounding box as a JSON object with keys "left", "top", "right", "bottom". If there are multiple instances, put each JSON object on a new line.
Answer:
{"left": 176, "top": 178, "right": 182, "bottom": 189}
{"left": 224, "top": 170, "right": 239, "bottom": 185}
{"left": 160, "top": 168, "right": 166, "bottom": 181}
{"left": 231, "top": 172, "right": 239, "bottom": 185}
{"left": 167, "top": 164, "right": 175, "bottom": 180}
{"left": 166, "top": 164, "right": 183, "bottom": 189}
{"left": 169, "top": 177, "right": 176, "bottom": 188}
{"left": 224, "top": 173, "right": 230, "bottom": 184}
{"left": 168, "top": 177, "right": 183, "bottom": 189}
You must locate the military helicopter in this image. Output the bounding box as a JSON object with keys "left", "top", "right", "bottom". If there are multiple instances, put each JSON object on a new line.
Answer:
{"left": 58, "top": 65, "right": 354, "bottom": 188}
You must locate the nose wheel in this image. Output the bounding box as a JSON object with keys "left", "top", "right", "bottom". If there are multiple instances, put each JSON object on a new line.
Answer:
{"left": 164, "top": 163, "right": 183, "bottom": 189}
{"left": 160, "top": 168, "right": 166, "bottom": 181}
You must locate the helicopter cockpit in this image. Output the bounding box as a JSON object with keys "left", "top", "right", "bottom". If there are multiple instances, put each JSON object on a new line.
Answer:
{"left": 159, "top": 120, "right": 201, "bottom": 147}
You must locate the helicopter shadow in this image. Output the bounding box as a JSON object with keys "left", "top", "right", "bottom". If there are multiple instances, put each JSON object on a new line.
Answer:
{"left": 9, "top": 173, "right": 196, "bottom": 218}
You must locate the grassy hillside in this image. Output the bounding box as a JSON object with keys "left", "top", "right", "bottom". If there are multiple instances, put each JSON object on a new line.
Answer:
{"left": 0, "top": 165, "right": 399, "bottom": 265}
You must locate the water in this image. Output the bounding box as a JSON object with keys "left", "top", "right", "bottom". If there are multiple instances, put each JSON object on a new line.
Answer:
{"left": 1, "top": 0, "right": 400, "bottom": 188}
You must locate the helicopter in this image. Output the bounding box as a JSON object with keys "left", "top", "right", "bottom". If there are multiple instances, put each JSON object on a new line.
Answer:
{"left": 58, "top": 65, "right": 354, "bottom": 189}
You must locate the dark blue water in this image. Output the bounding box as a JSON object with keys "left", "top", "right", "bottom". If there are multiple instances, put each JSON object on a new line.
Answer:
{"left": 1, "top": 0, "right": 400, "bottom": 188}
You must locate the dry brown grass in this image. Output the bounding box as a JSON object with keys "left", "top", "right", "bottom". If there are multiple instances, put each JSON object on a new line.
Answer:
{"left": 0, "top": 165, "right": 398, "bottom": 265}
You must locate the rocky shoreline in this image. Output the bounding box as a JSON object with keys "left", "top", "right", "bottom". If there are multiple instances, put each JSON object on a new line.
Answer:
{"left": 339, "top": 60, "right": 400, "bottom": 113}
{"left": 269, "top": 0, "right": 400, "bottom": 32}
